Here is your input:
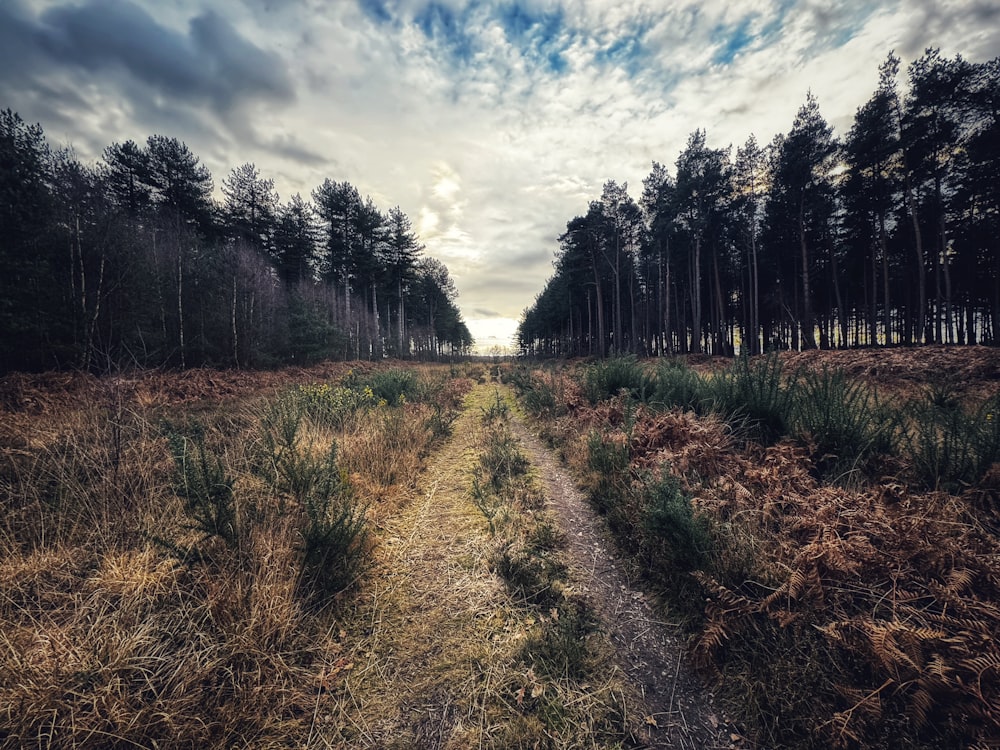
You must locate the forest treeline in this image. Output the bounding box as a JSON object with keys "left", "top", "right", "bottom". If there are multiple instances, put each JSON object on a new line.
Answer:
{"left": 518, "top": 50, "right": 1000, "bottom": 356}
{"left": 0, "top": 113, "right": 472, "bottom": 373}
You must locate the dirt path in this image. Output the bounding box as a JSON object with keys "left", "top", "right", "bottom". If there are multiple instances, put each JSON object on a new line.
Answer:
{"left": 506, "top": 389, "right": 740, "bottom": 750}
{"left": 319, "top": 385, "right": 512, "bottom": 748}
{"left": 315, "top": 382, "right": 738, "bottom": 749}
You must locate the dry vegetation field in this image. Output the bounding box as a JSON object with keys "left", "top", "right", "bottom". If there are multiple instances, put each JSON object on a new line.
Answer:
{"left": 2, "top": 347, "right": 999, "bottom": 749}
{"left": 0, "top": 361, "right": 467, "bottom": 748}
{"left": 0, "top": 362, "right": 644, "bottom": 749}
{"left": 503, "top": 345, "right": 1000, "bottom": 750}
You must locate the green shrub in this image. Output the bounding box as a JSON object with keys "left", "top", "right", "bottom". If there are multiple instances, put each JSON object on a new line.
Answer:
{"left": 586, "top": 430, "right": 629, "bottom": 476}
{"left": 643, "top": 473, "right": 711, "bottom": 574}
{"left": 521, "top": 598, "right": 596, "bottom": 679}
{"left": 503, "top": 365, "right": 536, "bottom": 394}
{"left": 481, "top": 389, "right": 510, "bottom": 424}
{"left": 708, "top": 354, "right": 797, "bottom": 443}
{"left": 258, "top": 396, "right": 332, "bottom": 502}
{"left": 652, "top": 358, "right": 708, "bottom": 412}
{"left": 904, "top": 390, "right": 1000, "bottom": 491}
{"left": 297, "top": 443, "right": 368, "bottom": 604}
{"left": 163, "top": 421, "right": 238, "bottom": 550}
{"left": 425, "top": 402, "right": 458, "bottom": 439}
{"left": 582, "top": 356, "right": 655, "bottom": 404}
{"left": 491, "top": 540, "right": 566, "bottom": 605}
{"left": 480, "top": 428, "right": 529, "bottom": 491}
{"left": 792, "top": 368, "right": 897, "bottom": 479}
{"left": 522, "top": 379, "right": 562, "bottom": 418}
{"left": 297, "top": 382, "right": 376, "bottom": 429}
{"left": 344, "top": 368, "right": 420, "bottom": 406}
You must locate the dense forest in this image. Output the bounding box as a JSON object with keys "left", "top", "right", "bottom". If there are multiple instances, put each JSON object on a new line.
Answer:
{"left": 518, "top": 50, "right": 1000, "bottom": 356}
{"left": 0, "top": 113, "right": 473, "bottom": 373}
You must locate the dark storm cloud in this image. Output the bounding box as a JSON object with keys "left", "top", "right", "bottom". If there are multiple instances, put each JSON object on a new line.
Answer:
{"left": 22, "top": 0, "right": 294, "bottom": 113}
{"left": 0, "top": 2, "right": 45, "bottom": 83}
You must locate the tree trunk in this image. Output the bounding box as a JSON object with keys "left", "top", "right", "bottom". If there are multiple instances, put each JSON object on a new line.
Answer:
{"left": 589, "top": 247, "right": 606, "bottom": 357}
{"left": 879, "top": 213, "right": 891, "bottom": 345}
{"left": 798, "top": 198, "right": 817, "bottom": 349}
{"left": 231, "top": 272, "right": 239, "bottom": 367}
{"left": 177, "top": 243, "right": 185, "bottom": 369}
{"left": 690, "top": 236, "right": 702, "bottom": 353}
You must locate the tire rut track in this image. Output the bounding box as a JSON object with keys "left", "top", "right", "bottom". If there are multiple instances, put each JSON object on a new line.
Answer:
{"left": 505, "top": 389, "right": 741, "bottom": 750}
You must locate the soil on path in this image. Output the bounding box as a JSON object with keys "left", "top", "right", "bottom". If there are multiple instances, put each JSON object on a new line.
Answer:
{"left": 320, "top": 384, "right": 512, "bottom": 748}
{"left": 506, "top": 388, "right": 741, "bottom": 750}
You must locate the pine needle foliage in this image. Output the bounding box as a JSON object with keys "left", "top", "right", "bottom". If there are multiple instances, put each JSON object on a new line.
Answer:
{"left": 163, "top": 420, "right": 239, "bottom": 550}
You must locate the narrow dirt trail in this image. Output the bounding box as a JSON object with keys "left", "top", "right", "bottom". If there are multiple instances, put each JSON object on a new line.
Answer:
{"left": 315, "top": 381, "right": 737, "bottom": 749}
{"left": 505, "top": 387, "right": 739, "bottom": 750}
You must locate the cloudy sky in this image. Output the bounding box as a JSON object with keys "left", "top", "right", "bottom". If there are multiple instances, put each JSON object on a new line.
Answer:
{"left": 2, "top": 0, "right": 998, "bottom": 352}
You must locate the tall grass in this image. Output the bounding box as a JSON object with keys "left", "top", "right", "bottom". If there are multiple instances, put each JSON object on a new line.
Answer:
{"left": 707, "top": 353, "right": 797, "bottom": 443}
{"left": 904, "top": 387, "right": 1000, "bottom": 491}
{"left": 651, "top": 358, "right": 708, "bottom": 412}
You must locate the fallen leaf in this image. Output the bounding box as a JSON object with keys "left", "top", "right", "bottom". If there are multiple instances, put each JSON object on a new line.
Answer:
{"left": 645, "top": 715, "right": 659, "bottom": 728}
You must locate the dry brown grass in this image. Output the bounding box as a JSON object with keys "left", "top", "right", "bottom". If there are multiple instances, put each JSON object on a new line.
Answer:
{"left": 0, "top": 363, "right": 474, "bottom": 749}
{"left": 312, "top": 384, "right": 631, "bottom": 749}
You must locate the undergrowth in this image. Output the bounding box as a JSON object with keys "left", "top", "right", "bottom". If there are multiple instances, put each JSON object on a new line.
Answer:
{"left": 507, "top": 355, "right": 1000, "bottom": 750}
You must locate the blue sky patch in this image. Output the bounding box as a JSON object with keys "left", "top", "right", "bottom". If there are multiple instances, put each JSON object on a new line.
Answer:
{"left": 414, "top": 2, "right": 477, "bottom": 63}
{"left": 498, "top": 2, "right": 569, "bottom": 75}
{"left": 357, "top": 0, "right": 391, "bottom": 24}
{"left": 712, "top": 15, "right": 755, "bottom": 66}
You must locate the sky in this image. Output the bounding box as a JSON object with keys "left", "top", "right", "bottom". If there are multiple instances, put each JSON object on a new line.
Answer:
{"left": 2, "top": 1, "right": 999, "bottom": 354}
